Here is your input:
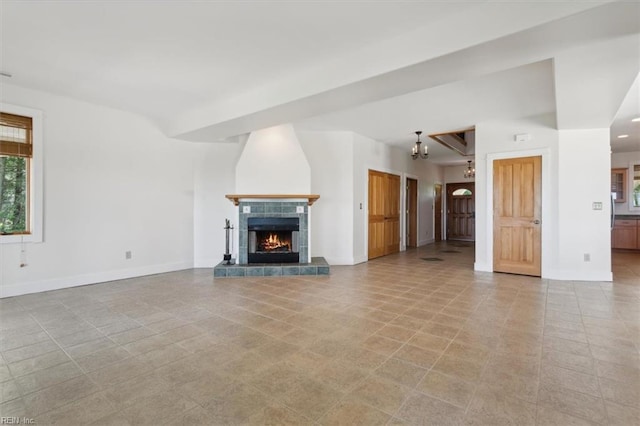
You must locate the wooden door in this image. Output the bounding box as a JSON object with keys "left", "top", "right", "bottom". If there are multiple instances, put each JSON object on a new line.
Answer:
{"left": 385, "top": 174, "right": 401, "bottom": 255}
{"left": 446, "top": 183, "right": 475, "bottom": 241}
{"left": 368, "top": 170, "right": 386, "bottom": 259}
{"left": 368, "top": 170, "right": 400, "bottom": 259}
{"left": 493, "top": 156, "right": 542, "bottom": 276}
{"left": 434, "top": 184, "right": 442, "bottom": 242}
{"left": 406, "top": 178, "right": 418, "bottom": 247}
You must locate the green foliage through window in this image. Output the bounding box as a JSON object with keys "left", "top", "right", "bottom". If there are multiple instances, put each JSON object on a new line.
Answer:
{"left": 0, "top": 156, "right": 28, "bottom": 234}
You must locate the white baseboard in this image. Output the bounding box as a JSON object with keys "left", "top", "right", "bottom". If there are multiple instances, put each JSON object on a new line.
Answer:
{"left": 0, "top": 261, "right": 193, "bottom": 298}
{"left": 474, "top": 262, "right": 493, "bottom": 272}
{"left": 322, "top": 256, "right": 355, "bottom": 266}
{"left": 194, "top": 258, "right": 221, "bottom": 268}
{"left": 544, "top": 269, "right": 613, "bottom": 282}
{"left": 353, "top": 254, "right": 368, "bottom": 265}
{"left": 473, "top": 263, "right": 614, "bottom": 282}
{"left": 418, "top": 238, "right": 434, "bottom": 246}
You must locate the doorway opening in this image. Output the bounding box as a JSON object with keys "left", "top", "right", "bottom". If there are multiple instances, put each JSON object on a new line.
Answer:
{"left": 446, "top": 182, "right": 475, "bottom": 241}
{"left": 406, "top": 178, "right": 418, "bottom": 248}
{"left": 434, "top": 184, "right": 443, "bottom": 242}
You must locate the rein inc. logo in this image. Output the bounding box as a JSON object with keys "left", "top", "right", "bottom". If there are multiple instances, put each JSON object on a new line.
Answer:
{"left": 1, "top": 418, "right": 34, "bottom": 424}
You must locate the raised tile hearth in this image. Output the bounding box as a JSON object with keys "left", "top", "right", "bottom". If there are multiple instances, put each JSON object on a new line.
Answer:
{"left": 213, "top": 256, "right": 329, "bottom": 277}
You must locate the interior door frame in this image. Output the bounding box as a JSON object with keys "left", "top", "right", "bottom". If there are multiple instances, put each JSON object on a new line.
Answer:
{"left": 434, "top": 183, "right": 443, "bottom": 242}
{"left": 482, "top": 148, "right": 551, "bottom": 277}
{"left": 404, "top": 174, "right": 419, "bottom": 249}
{"left": 406, "top": 178, "right": 417, "bottom": 248}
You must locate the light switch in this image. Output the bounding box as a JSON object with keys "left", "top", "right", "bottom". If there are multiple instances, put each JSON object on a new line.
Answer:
{"left": 296, "top": 206, "right": 304, "bottom": 213}
{"left": 243, "top": 206, "right": 251, "bottom": 213}
{"left": 592, "top": 202, "right": 603, "bottom": 210}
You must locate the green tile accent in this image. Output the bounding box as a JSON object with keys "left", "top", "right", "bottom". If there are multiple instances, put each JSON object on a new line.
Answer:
{"left": 317, "top": 266, "right": 330, "bottom": 275}
{"left": 264, "top": 267, "right": 282, "bottom": 276}
{"left": 300, "top": 266, "right": 317, "bottom": 275}
{"left": 282, "top": 266, "right": 300, "bottom": 276}
{"left": 246, "top": 267, "right": 264, "bottom": 276}
{"left": 227, "top": 268, "right": 246, "bottom": 277}
{"left": 213, "top": 268, "right": 227, "bottom": 277}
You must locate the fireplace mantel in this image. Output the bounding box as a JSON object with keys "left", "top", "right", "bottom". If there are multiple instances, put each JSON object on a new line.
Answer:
{"left": 225, "top": 194, "right": 320, "bottom": 206}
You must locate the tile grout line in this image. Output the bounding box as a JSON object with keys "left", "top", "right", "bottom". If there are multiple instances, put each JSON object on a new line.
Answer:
{"left": 577, "top": 281, "right": 612, "bottom": 425}
{"left": 21, "top": 311, "right": 121, "bottom": 420}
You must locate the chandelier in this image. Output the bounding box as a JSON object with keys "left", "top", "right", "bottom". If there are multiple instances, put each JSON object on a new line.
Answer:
{"left": 464, "top": 160, "right": 475, "bottom": 178}
{"left": 410, "top": 131, "right": 428, "bottom": 159}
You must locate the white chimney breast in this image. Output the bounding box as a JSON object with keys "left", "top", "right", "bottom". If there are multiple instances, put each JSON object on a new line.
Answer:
{"left": 235, "top": 124, "right": 311, "bottom": 194}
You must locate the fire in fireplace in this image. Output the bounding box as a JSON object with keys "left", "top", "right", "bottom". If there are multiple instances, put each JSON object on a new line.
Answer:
{"left": 248, "top": 217, "right": 299, "bottom": 263}
{"left": 259, "top": 233, "right": 291, "bottom": 252}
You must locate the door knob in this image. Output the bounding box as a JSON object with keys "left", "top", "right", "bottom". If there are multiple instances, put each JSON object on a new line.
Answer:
{"left": 532, "top": 219, "right": 541, "bottom": 224}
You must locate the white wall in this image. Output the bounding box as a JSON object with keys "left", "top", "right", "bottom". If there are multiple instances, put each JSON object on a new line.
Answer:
{"left": 415, "top": 159, "right": 442, "bottom": 247}
{"left": 235, "top": 124, "right": 310, "bottom": 194}
{"left": 555, "top": 129, "right": 612, "bottom": 280}
{"left": 475, "top": 113, "right": 612, "bottom": 281}
{"left": 0, "top": 85, "right": 196, "bottom": 297}
{"left": 444, "top": 165, "right": 475, "bottom": 184}
{"left": 611, "top": 151, "right": 640, "bottom": 215}
{"left": 298, "top": 131, "right": 355, "bottom": 265}
{"left": 193, "top": 142, "right": 243, "bottom": 267}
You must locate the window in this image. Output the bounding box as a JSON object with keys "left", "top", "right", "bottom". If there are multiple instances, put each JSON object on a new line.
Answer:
{"left": 452, "top": 188, "right": 472, "bottom": 196}
{"left": 0, "top": 113, "right": 32, "bottom": 234}
{"left": 0, "top": 104, "right": 43, "bottom": 243}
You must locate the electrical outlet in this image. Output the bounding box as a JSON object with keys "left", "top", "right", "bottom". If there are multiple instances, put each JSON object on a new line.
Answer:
{"left": 243, "top": 206, "right": 251, "bottom": 213}
{"left": 583, "top": 253, "right": 590, "bottom": 262}
{"left": 125, "top": 251, "right": 132, "bottom": 260}
{"left": 592, "top": 202, "right": 603, "bottom": 210}
{"left": 296, "top": 206, "right": 304, "bottom": 213}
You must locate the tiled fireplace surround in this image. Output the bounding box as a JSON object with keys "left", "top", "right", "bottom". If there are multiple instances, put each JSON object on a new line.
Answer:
{"left": 213, "top": 200, "right": 329, "bottom": 277}
{"left": 238, "top": 200, "right": 308, "bottom": 264}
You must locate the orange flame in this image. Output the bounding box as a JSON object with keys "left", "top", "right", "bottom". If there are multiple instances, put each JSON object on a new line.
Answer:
{"left": 260, "top": 233, "right": 290, "bottom": 251}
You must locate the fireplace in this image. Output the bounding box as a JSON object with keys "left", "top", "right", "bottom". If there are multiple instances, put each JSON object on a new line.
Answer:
{"left": 214, "top": 197, "right": 329, "bottom": 276}
{"left": 248, "top": 217, "right": 299, "bottom": 263}
{"left": 236, "top": 200, "right": 309, "bottom": 265}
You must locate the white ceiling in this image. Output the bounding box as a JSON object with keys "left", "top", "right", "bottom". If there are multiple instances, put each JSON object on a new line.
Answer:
{"left": 296, "top": 60, "right": 556, "bottom": 165}
{"left": 0, "top": 0, "right": 484, "bottom": 121}
{"left": 610, "top": 74, "right": 640, "bottom": 153}
{"left": 1, "top": 0, "right": 638, "bottom": 163}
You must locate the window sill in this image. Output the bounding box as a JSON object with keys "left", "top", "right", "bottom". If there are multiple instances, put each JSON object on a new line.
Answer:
{"left": 0, "top": 234, "right": 41, "bottom": 244}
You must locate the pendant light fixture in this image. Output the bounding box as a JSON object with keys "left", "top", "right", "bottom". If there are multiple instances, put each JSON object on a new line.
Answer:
{"left": 410, "top": 131, "right": 428, "bottom": 159}
{"left": 464, "top": 160, "right": 475, "bottom": 178}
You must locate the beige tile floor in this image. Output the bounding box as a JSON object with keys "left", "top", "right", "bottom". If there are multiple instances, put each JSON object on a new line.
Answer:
{"left": 0, "top": 243, "right": 638, "bottom": 425}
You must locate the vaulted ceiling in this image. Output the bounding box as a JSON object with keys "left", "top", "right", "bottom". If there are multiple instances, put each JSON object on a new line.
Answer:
{"left": 1, "top": 1, "right": 638, "bottom": 162}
